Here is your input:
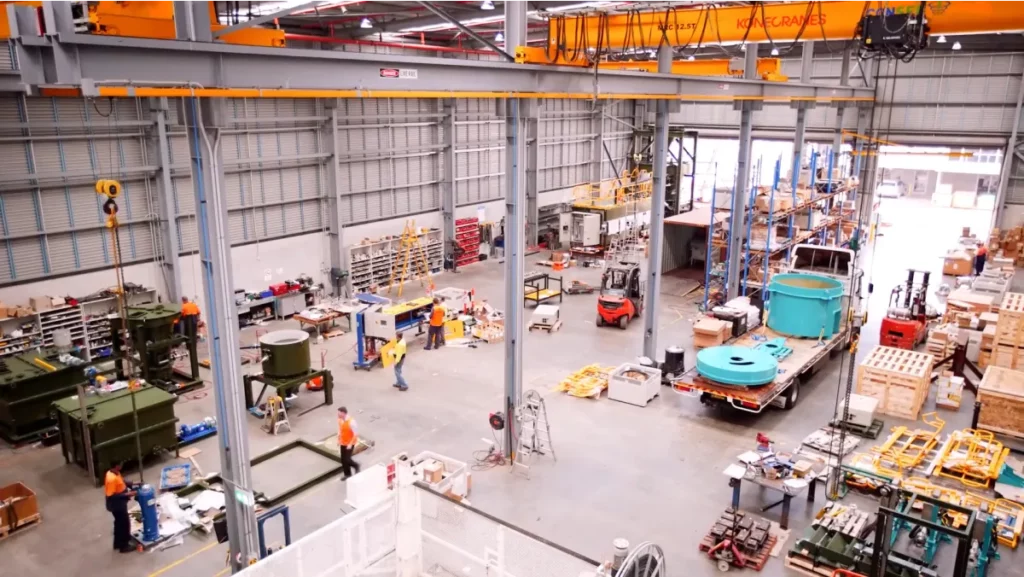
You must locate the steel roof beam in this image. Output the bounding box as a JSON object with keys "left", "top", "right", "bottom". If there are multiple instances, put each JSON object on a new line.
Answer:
{"left": 212, "top": 1, "right": 322, "bottom": 38}
{"left": 415, "top": 1, "right": 514, "bottom": 61}
{"left": 13, "top": 32, "right": 874, "bottom": 102}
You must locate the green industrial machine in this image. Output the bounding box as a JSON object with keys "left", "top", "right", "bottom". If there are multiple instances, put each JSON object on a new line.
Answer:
{"left": 243, "top": 329, "right": 333, "bottom": 415}
{"left": 0, "top": 349, "right": 88, "bottom": 442}
{"left": 52, "top": 384, "right": 178, "bottom": 481}
{"left": 114, "top": 303, "right": 202, "bottom": 394}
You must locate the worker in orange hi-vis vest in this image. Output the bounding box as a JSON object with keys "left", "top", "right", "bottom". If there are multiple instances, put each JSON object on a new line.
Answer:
{"left": 337, "top": 406, "right": 362, "bottom": 480}
{"left": 425, "top": 297, "right": 446, "bottom": 350}
{"left": 104, "top": 461, "right": 137, "bottom": 553}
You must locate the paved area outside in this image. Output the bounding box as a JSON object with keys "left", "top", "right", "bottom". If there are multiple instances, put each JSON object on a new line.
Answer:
{"left": 2, "top": 196, "right": 1021, "bottom": 577}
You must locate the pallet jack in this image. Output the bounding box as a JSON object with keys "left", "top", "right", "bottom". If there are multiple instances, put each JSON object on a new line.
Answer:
{"left": 880, "top": 269, "right": 938, "bottom": 349}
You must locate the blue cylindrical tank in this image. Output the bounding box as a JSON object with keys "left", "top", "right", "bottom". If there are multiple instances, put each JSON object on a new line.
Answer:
{"left": 137, "top": 484, "right": 159, "bottom": 542}
{"left": 767, "top": 273, "right": 844, "bottom": 338}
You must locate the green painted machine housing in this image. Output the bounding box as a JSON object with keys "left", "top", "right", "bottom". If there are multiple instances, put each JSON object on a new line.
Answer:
{"left": 260, "top": 330, "right": 312, "bottom": 379}
{"left": 0, "top": 349, "right": 87, "bottom": 441}
{"left": 52, "top": 384, "right": 178, "bottom": 481}
{"left": 118, "top": 303, "right": 202, "bottom": 394}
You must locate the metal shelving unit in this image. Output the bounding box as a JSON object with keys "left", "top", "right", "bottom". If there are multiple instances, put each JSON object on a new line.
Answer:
{"left": 347, "top": 229, "right": 444, "bottom": 295}
{"left": 703, "top": 149, "right": 857, "bottom": 310}
{"left": 0, "top": 289, "right": 157, "bottom": 361}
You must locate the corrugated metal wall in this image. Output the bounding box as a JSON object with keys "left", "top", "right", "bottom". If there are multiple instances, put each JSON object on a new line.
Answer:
{"left": 874, "top": 53, "right": 1024, "bottom": 145}
{"left": 170, "top": 97, "right": 328, "bottom": 254}
{"left": 0, "top": 95, "right": 159, "bottom": 283}
{"left": 1, "top": 95, "right": 631, "bottom": 286}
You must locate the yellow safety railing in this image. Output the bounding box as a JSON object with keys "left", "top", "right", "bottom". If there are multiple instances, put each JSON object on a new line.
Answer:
{"left": 572, "top": 169, "right": 653, "bottom": 209}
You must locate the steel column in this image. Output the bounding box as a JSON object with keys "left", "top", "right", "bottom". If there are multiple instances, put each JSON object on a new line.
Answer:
{"left": 526, "top": 102, "right": 539, "bottom": 247}
{"left": 182, "top": 97, "right": 259, "bottom": 572}
{"left": 173, "top": 1, "right": 212, "bottom": 42}
{"left": 504, "top": 0, "right": 528, "bottom": 56}
{"left": 642, "top": 44, "right": 673, "bottom": 360}
{"left": 590, "top": 101, "right": 605, "bottom": 184}
{"left": 441, "top": 98, "right": 456, "bottom": 254}
{"left": 995, "top": 67, "right": 1024, "bottom": 229}
{"left": 800, "top": 41, "right": 815, "bottom": 83}
{"left": 503, "top": 98, "right": 527, "bottom": 457}
{"left": 149, "top": 97, "right": 182, "bottom": 303}
{"left": 324, "top": 100, "right": 345, "bottom": 295}
{"left": 791, "top": 105, "right": 808, "bottom": 186}
{"left": 727, "top": 48, "right": 761, "bottom": 301}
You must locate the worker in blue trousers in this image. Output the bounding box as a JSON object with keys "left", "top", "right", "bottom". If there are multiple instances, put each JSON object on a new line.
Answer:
{"left": 390, "top": 331, "right": 409, "bottom": 391}
{"left": 105, "top": 461, "right": 137, "bottom": 553}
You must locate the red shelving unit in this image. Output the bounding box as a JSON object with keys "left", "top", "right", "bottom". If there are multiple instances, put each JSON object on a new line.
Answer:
{"left": 455, "top": 217, "right": 480, "bottom": 267}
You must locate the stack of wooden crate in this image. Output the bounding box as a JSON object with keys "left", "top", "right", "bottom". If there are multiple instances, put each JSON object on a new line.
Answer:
{"left": 993, "top": 293, "right": 1024, "bottom": 370}
{"left": 926, "top": 324, "right": 957, "bottom": 360}
{"left": 978, "top": 366, "right": 1024, "bottom": 439}
{"left": 855, "top": 346, "right": 933, "bottom": 419}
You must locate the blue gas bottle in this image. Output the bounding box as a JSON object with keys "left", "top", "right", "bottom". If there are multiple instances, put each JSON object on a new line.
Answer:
{"left": 136, "top": 484, "right": 159, "bottom": 542}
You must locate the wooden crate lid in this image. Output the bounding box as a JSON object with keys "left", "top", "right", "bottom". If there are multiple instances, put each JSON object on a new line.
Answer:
{"left": 1000, "top": 292, "right": 1024, "bottom": 316}
{"left": 860, "top": 345, "right": 933, "bottom": 379}
{"left": 979, "top": 365, "right": 1024, "bottom": 399}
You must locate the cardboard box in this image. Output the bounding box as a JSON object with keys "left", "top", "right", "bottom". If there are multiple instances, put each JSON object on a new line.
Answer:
{"left": 14, "top": 307, "right": 34, "bottom": 318}
{"left": 28, "top": 296, "right": 51, "bottom": 312}
{"left": 942, "top": 253, "right": 973, "bottom": 276}
{"left": 49, "top": 296, "right": 66, "bottom": 307}
{"left": 693, "top": 318, "right": 730, "bottom": 349}
{"left": 755, "top": 194, "right": 793, "bottom": 213}
{"left": 792, "top": 460, "right": 813, "bottom": 478}
{"left": 423, "top": 460, "right": 443, "bottom": 484}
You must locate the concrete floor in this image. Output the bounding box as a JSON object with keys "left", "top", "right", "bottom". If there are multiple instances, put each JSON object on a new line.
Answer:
{"left": 2, "top": 197, "right": 1022, "bottom": 577}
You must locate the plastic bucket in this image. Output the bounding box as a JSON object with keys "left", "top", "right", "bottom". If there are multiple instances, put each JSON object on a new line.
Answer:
{"left": 766, "top": 273, "right": 844, "bottom": 338}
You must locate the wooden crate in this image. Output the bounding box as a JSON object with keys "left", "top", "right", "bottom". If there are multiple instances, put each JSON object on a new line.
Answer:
{"left": 926, "top": 324, "right": 957, "bottom": 359}
{"left": 992, "top": 343, "right": 1024, "bottom": 370}
{"left": 995, "top": 293, "right": 1024, "bottom": 346}
{"left": 0, "top": 482, "right": 40, "bottom": 536}
{"left": 856, "top": 346, "right": 933, "bottom": 420}
{"left": 978, "top": 366, "right": 1024, "bottom": 439}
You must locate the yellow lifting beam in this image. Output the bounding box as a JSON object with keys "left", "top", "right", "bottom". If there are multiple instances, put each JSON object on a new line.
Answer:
{"left": 515, "top": 46, "right": 787, "bottom": 81}
{"left": 540, "top": 2, "right": 1024, "bottom": 53}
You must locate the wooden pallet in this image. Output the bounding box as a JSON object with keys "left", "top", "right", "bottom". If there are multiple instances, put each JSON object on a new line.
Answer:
{"left": 699, "top": 533, "right": 777, "bottom": 571}
{"left": 855, "top": 346, "right": 933, "bottom": 420}
{"left": 0, "top": 512, "right": 41, "bottom": 541}
{"left": 528, "top": 320, "right": 562, "bottom": 333}
{"left": 783, "top": 553, "right": 843, "bottom": 577}
{"left": 978, "top": 365, "right": 1024, "bottom": 438}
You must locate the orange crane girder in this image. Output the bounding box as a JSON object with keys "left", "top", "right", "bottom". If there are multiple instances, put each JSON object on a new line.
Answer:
{"left": 516, "top": 45, "right": 786, "bottom": 80}
{"left": 546, "top": 2, "right": 1024, "bottom": 51}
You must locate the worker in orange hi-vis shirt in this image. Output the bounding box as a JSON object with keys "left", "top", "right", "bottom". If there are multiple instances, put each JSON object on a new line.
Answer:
{"left": 425, "top": 297, "right": 446, "bottom": 350}
{"left": 337, "top": 407, "right": 361, "bottom": 480}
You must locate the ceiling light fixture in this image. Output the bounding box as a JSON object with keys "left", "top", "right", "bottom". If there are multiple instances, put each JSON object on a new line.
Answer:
{"left": 481, "top": 0, "right": 495, "bottom": 9}
{"left": 687, "top": 55, "right": 695, "bottom": 61}
{"left": 360, "top": 17, "right": 372, "bottom": 28}
{"left": 739, "top": 43, "right": 746, "bottom": 51}
{"left": 936, "top": 35, "right": 946, "bottom": 43}
{"left": 770, "top": 47, "right": 779, "bottom": 56}
{"left": 495, "top": 31, "right": 504, "bottom": 42}
{"left": 952, "top": 40, "right": 962, "bottom": 50}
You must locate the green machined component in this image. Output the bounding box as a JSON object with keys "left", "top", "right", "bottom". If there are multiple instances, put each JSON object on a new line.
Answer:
{"left": 118, "top": 303, "right": 202, "bottom": 394}
{"left": 260, "top": 329, "right": 311, "bottom": 379}
{"left": 243, "top": 330, "right": 333, "bottom": 415}
{"left": 52, "top": 384, "right": 178, "bottom": 482}
{"left": 0, "top": 349, "right": 88, "bottom": 442}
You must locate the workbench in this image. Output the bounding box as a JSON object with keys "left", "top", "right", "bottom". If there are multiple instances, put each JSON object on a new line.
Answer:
{"left": 724, "top": 453, "right": 826, "bottom": 530}
{"left": 294, "top": 311, "right": 341, "bottom": 339}
{"left": 524, "top": 271, "right": 563, "bottom": 307}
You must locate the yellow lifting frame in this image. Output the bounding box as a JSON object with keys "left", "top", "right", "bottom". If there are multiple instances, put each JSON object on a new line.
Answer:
{"left": 934, "top": 429, "right": 1010, "bottom": 489}
{"left": 873, "top": 412, "right": 945, "bottom": 472}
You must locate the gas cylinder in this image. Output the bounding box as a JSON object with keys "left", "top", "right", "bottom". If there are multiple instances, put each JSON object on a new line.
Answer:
{"left": 136, "top": 484, "right": 159, "bottom": 542}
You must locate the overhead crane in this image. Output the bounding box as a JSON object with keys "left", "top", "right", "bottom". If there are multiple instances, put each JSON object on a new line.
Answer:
{"left": 526, "top": 1, "right": 1024, "bottom": 62}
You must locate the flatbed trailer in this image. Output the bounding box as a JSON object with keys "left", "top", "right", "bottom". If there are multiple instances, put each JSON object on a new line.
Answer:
{"left": 671, "top": 325, "right": 849, "bottom": 413}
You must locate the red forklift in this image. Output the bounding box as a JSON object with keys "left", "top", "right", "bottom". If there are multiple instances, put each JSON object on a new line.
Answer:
{"left": 880, "top": 269, "right": 938, "bottom": 349}
{"left": 597, "top": 262, "right": 645, "bottom": 329}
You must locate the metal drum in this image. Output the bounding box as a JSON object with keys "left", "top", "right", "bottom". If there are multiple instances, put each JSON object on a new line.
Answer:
{"left": 259, "top": 330, "right": 311, "bottom": 379}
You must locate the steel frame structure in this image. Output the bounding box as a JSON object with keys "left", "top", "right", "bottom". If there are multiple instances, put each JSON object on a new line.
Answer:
{"left": 3, "top": 2, "right": 879, "bottom": 571}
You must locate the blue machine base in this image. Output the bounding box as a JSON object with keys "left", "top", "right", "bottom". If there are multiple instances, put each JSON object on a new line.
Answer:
{"left": 177, "top": 428, "right": 216, "bottom": 446}
{"left": 696, "top": 345, "right": 779, "bottom": 386}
